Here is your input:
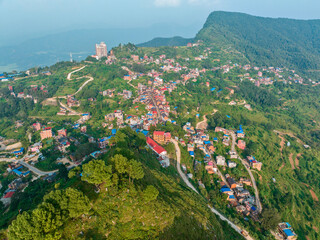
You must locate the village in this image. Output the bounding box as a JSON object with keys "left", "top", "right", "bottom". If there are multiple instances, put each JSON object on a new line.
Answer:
{"left": 0, "top": 42, "right": 300, "bottom": 240}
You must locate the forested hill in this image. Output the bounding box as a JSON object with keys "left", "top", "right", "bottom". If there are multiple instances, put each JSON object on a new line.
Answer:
{"left": 196, "top": 11, "right": 320, "bottom": 71}
{"left": 138, "top": 36, "right": 193, "bottom": 47}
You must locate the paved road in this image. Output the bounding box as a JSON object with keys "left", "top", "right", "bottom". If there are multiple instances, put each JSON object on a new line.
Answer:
{"left": 171, "top": 139, "right": 254, "bottom": 240}
{"left": 171, "top": 139, "right": 198, "bottom": 193}
{"left": 67, "top": 66, "right": 86, "bottom": 80}
{"left": 230, "top": 132, "right": 262, "bottom": 213}
{"left": 73, "top": 76, "right": 94, "bottom": 95}
{"left": 0, "top": 157, "right": 57, "bottom": 176}
{"left": 18, "top": 160, "right": 58, "bottom": 176}
{"left": 59, "top": 100, "right": 82, "bottom": 116}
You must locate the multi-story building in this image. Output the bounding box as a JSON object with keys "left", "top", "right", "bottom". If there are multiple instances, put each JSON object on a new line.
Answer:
{"left": 57, "top": 129, "right": 67, "bottom": 137}
{"left": 40, "top": 127, "right": 53, "bottom": 140}
{"left": 96, "top": 42, "right": 108, "bottom": 59}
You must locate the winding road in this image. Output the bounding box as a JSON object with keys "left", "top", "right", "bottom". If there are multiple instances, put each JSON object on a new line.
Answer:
{"left": 171, "top": 139, "right": 253, "bottom": 240}
{"left": 0, "top": 157, "right": 57, "bottom": 176}
{"left": 67, "top": 66, "right": 86, "bottom": 80}
{"left": 230, "top": 132, "right": 262, "bottom": 214}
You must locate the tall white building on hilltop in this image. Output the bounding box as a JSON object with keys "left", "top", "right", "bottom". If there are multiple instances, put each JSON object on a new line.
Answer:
{"left": 95, "top": 42, "right": 107, "bottom": 59}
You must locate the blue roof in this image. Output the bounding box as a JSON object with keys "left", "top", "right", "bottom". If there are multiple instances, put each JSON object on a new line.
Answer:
{"left": 229, "top": 195, "right": 236, "bottom": 199}
{"left": 286, "top": 223, "right": 292, "bottom": 228}
{"left": 13, "top": 150, "right": 23, "bottom": 154}
{"left": 226, "top": 115, "right": 231, "bottom": 118}
{"left": 15, "top": 166, "right": 23, "bottom": 170}
{"left": 111, "top": 129, "right": 117, "bottom": 135}
{"left": 213, "top": 137, "right": 218, "bottom": 140}
{"left": 189, "top": 151, "right": 194, "bottom": 156}
{"left": 127, "top": 116, "right": 132, "bottom": 119}
{"left": 220, "top": 188, "right": 231, "bottom": 193}
{"left": 283, "top": 229, "right": 294, "bottom": 237}
{"left": 13, "top": 169, "right": 22, "bottom": 175}
{"left": 211, "top": 88, "right": 216, "bottom": 91}
{"left": 142, "top": 130, "right": 149, "bottom": 136}
{"left": 99, "top": 138, "right": 106, "bottom": 142}
{"left": 171, "top": 120, "right": 176, "bottom": 123}
{"left": 135, "top": 129, "right": 140, "bottom": 133}
{"left": 204, "top": 141, "right": 211, "bottom": 145}
{"left": 196, "top": 114, "right": 200, "bottom": 117}
{"left": 107, "top": 136, "right": 113, "bottom": 140}
{"left": 205, "top": 154, "right": 210, "bottom": 158}
{"left": 174, "top": 106, "right": 178, "bottom": 109}
{"left": 237, "top": 130, "right": 244, "bottom": 134}
{"left": 82, "top": 113, "right": 89, "bottom": 116}
{"left": 251, "top": 206, "right": 256, "bottom": 211}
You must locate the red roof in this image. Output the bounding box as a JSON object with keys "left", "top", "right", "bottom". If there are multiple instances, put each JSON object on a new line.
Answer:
{"left": 4, "top": 191, "right": 15, "bottom": 199}
{"left": 154, "top": 131, "right": 165, "bottom": 136}
{"left": 146, "top": 137, "right": 166, "bottom": 155}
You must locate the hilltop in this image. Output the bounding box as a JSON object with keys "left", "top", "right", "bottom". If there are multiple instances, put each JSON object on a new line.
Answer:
{"left": 196, "top": 11, "right": 320, "bottom": 71}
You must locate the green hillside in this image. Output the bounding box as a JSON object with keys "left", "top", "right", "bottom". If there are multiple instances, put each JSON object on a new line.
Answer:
{"left": 196, "top": 11, "right": 320, "bottom": 71}
{"left": 138, "top": 36, "right": 193, "bottom": 48}
{"left": 4, "top": 128, "right": 241, "bottom": 240}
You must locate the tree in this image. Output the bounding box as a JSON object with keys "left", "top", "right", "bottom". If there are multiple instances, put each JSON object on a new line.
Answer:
{"left": 143, "top": 185, "right": 159, "bottom": 202}
{"left": 68, "top": 166, "right": 81, "bottom": 179}
{"left": 57, "top": 165, "right": 68, "bottom": 180}
{"left": 127, "top": 160, "right": 144, "bottom": 183}
{"left": 112, "top": 154, "right": 128, "bottom": 175}
{"left": 43, "top": 188, "right": 90, "bottom": 219}
{"left": 81, "top": 160, "right": 113, "bottom": 187}
{"left": 260, "top": 208, "right": 281, "bottom": 230}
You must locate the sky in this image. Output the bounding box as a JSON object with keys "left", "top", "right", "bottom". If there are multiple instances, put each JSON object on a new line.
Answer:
{"left": 0, "top": 0, "right": 320, "bottom": 46}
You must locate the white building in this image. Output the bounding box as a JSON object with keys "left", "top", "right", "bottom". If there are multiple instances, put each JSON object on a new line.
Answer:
{"left": 216, "top": 156, "right": 226, "bottom": 166}
{"left": 96, "top": 42, "right": 108, "bottom": 59}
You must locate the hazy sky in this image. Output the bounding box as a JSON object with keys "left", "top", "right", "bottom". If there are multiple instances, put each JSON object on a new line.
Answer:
{"left": 1, "top": 0, "right": 320, "bottom": 45}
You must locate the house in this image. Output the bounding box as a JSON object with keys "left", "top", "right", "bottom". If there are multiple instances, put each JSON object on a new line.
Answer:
{"left": 153, "top": 131, "right": 171, "bottom": 144}
{"left": 278, "top": 223, "right": 297, "bottom": 240}
{"left": 228, "top": 161, "right": 237, "bottom": 168}
{"left": 40, "top": 127, "right": 53, "bottom": 140}
{"left": 30, "top": 142, "right": 42, "bottom": 153}
{"left": 13, "top": 148, "right": 24, "bottom": 156}
{"left": 227, "top": 177, "right": 237, "bottom": 189}
{"left": 205, "top": 161, "right": 216, "bottom": 174}
{"left": 131, "top": 55, "right": 139, "bottom": 62}
{"left": 237, "top": 140, "right": 246, "bottom": 150}
{"left": 82, "top": 113, "right": 91, "bottom": 121}
{"left": 220, "top": 187, "right": 233, "bottom": 195}
{"left": 32, "top": 122, "right": 41, "bottom": 131}
{"left": 237, "top": 125, "right": 245, "bottom": 138}
{"left": 216, "top": 155, "right": 226, "bottom": 166}
{"left": 57, "top": 129, "right": 67, "bottom": 137}
{"left": 1, "top": 191, "right": 15, "bottom": 206}
{"left": 146, "top": 137, "right": 167, "bottom": 156}
{"left": 81, "top": 126, "right": 87, "bottom": 133}
{"left": 247, "top": 156, "right": 262, "bottom": 171}
{"left": 240, "top": 178, "right": 252, "bottom": 186}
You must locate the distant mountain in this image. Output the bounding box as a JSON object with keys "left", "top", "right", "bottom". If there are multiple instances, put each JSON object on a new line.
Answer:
{"left": 0, "top": 23, "right": 200, "bottom": 72}
{"left": 138, "top": 36, "right": 193, "bottom": 47}
{"left": 196, "top": 11, "right": 320, "bottom": 71}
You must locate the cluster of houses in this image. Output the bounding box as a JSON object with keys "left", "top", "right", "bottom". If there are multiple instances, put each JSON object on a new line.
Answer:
{"left": 0, "top": 177, "right": 25, "bottom": 206}
{"left": 277, "top": 222, "right": 297, "bottom": 240}
{"left": 220, "top": 174, "right": 259, "bottom": 220}
{"left": 67, "top": 95, "right": 80, "bottom": 107}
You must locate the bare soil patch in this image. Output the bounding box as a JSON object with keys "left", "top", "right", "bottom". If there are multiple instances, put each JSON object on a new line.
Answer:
{"left": 289, "top": 153, "right": 295, "bottom": 170}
